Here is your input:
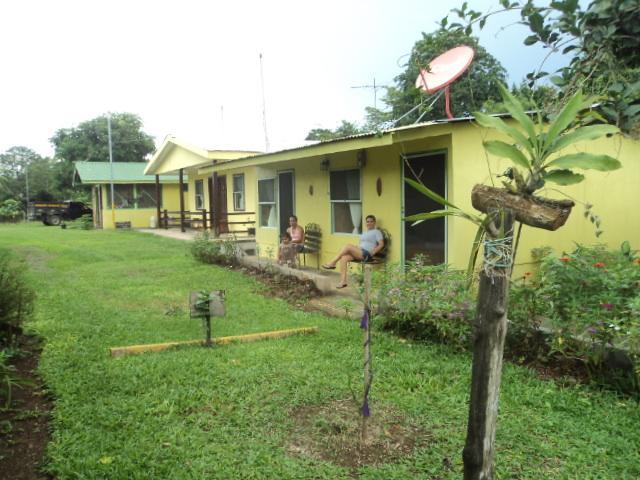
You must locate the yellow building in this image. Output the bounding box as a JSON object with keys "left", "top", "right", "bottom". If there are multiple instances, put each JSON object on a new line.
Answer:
{"left": 144, "top": 136, "right": 261, "bottom": 235}
{"left": 74, "top": 161, "right": 184, "bottom": 229}
{"left": 196, "top": 120, "right": 639, "bottom": 274}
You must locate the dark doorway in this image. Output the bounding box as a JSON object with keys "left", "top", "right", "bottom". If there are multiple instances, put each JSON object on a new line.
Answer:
{"left": 278, "top": 171, "right": 294, "bottom": 234}
{"left": 215, "top": 175, "right": 228, "bottom": 233}
{"left": 403, "top": 153, "right": 446, "bottom": 264}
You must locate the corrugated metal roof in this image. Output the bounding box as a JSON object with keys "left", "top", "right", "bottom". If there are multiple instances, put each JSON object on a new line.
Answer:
{"left": 74, "top": 162, "right": 181, "bottom": 183}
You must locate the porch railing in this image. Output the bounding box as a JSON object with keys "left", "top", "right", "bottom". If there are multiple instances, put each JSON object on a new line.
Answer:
{"left": 161, "top": 209, "right": 255, "bottom": 236}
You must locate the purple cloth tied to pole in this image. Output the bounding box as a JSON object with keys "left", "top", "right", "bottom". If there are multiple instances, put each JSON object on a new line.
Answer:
{"left": 360, "top": 308, "right": 369, "bottom": 329}
{"left": 361, "top": 400, "right": 370, "bottom": 417}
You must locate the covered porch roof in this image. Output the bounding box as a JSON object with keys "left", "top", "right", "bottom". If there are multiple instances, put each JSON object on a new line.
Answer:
{"left": 145, "top": 136, "right": 262, "bottom": 176}
{"left": 196, "top": 119, "right": 466, "bottom": 174}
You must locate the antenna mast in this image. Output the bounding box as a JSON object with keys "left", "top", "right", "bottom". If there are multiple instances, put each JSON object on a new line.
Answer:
{"left": 259, "top": 53, "right": 270, "bottom": 152}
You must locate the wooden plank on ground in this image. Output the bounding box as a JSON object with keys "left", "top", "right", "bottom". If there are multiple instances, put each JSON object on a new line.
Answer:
{"left": 109, "top": 326, "right": 319, "bottom": 358}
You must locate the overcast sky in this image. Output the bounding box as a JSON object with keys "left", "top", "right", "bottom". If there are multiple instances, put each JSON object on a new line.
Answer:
{"left": 1, "top": 0, "right": 571, "bottom": 158}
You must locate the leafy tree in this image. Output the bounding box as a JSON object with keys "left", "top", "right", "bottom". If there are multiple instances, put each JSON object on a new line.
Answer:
{"left": 305, "top": 120, "right": 363, "bottom": 141}
{"left": 50, "top": 112, "right": 155, "bottom": 163}
{"left": 445, "top": 0, "right": 640, "bottom": 134}
{"left": 371, "top": 29, "right": 507, "bottom": 127}
{"left": 0, "top": 146, "right": 43, "bottom": 204}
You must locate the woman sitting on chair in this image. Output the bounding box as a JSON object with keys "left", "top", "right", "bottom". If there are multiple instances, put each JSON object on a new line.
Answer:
{"left": 322, "top": 215, "right": 384, "bottom": 289}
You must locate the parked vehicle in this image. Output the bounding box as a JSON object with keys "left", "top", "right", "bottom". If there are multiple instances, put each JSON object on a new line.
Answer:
{"left": 27, "top": 201, "right": 93, "bottom": 226}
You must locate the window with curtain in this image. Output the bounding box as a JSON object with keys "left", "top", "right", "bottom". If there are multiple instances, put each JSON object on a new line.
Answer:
{"left": 233, "top": 174, "right": 245, "bottom": 211}
{"left": 194, "top": 179, "right": 204, "bottom": 210}
{"left": 258, "top": 178, "right": 277, "bottom": 227}
{"left": 330, "top": 169, "right": 362, "bottom": 234}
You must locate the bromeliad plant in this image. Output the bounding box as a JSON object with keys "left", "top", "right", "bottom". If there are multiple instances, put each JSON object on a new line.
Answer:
{"left": 475, "top": 83, "right": 621, "bottom": 195}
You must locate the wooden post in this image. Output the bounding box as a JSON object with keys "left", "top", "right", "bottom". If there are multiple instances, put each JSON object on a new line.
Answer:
{"left": 463, "top": 210, "right": 514, "bottom": 480}
{"left": 212, "top": 171, "right": 219, "bottom": 238}
{"left": 208, "top": 176, "right": 215, "bottom": 232}
{"left": 361, "top": 263, "right": 373, "bottom": 444}
{"left": 179, "top": 168, "right": 185, "bottom": 233}
{"left": 163, "top": 209, "right": 168, "bottom": 229}
{"left": 155, "top": 175, "right": 161, "bottom": 229}
{"left": 202, "top": 208, "right": 207, "bottom": 230}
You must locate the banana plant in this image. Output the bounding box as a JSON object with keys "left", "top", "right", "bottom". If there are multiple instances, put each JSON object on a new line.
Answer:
{"left": 475, "top": 84, "right": 621, "bottom": 194}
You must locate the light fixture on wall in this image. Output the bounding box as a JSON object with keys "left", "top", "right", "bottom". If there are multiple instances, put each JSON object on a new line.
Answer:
{"left": 357, "top": 149, "right": 367, "bottom": 168}
{"left": 320, "top": 157, "right": 330, "bottom": 171}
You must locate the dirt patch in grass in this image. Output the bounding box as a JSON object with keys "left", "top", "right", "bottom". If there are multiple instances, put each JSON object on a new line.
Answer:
{"left": 287, "top": 398, "right": 432, "bottom": 469}
{"left": 12, "top": 246, "right": 54, "bottom": 274}
{"left": 237, "top": 265, "right": 323, "bottom": 308}
{"left": 0, "top": 335, "right": 53, "bottom": 480}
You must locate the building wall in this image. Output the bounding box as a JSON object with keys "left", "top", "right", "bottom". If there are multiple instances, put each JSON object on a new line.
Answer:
{"left": 98, "top": 183, "right": 184, "bottom": 229}
{"left": 249, "top": 124, "right": 639, "bottom": 276}
{"left": 188, "top": 168, "right": 257, "bottom": 234}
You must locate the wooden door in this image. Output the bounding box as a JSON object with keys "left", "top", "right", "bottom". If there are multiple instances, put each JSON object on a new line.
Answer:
{"left": 216, "top": 175, "right": 228, "bottom": 233}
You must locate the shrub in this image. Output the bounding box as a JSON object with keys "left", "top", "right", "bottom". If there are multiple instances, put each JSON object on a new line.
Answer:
{"left": 0, "top": 248, "right": 35, "bottom": 347}
{"left": 0, "top": 199, "right": 23, "bottom": 223}
{"left": 375, "top": 256, "right": 475, "bottom": 349}
{"left": 191, "top": 232, "right": 239, "bottom": 265}
{"left": 531, "top": 243, "right": 640, "bottom": 393}
{"left": 67, "top": 213, "right": 94, "bottom": 230}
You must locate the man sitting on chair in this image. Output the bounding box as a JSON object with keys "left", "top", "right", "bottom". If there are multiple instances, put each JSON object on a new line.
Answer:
{"left": 322, "top": 215, "right": 384, "bottom": 289}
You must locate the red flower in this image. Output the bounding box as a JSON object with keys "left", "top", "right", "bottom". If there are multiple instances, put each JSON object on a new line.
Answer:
{"left": 594, "top": 262, "right": 605, "bottom": 268}
{"left": 560, "top": 257, "right": 571, "bottom": 263}
{"left": 524, "top": 272, "right": 532, "bottom": 277}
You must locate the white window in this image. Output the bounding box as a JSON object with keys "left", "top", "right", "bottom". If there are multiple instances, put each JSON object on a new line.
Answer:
{"left": 330, "top": 169, "right": 362, "bottom": 234}
{"left": 258, "top": 178, "right": 277, "bottom": 227}
{"left": 194, "top": 179, "right": 204, "bottom": 210}
{"left": 233, "top": 174, "right": 245, "bottom": 211}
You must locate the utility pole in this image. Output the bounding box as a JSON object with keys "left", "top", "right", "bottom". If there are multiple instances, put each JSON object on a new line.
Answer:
{"left": 108, "top": 114, "right": 116, "bottom": 227}
{"left": 259, "top": 53, "right": 270, "bottom": 152}
{"left": 24, "top": 161, "right": 29, "bottom": 222}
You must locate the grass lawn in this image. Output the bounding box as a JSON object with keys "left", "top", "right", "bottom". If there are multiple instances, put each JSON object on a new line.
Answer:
{"left": 1, "top": 223, "right": 639, "bottom": 479}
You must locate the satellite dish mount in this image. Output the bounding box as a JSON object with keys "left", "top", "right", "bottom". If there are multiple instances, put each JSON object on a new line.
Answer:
{"left": 415, "top": 45, "right": 475, "bottom": 119}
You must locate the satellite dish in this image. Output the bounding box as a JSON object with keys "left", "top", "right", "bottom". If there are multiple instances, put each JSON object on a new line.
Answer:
{"left": 415, "top": 45, "right": 475, "bottom": 119}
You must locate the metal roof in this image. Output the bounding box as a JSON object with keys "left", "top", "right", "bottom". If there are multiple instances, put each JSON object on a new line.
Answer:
{"left": 74, "top": 162, "right": 181, "bottom": 184}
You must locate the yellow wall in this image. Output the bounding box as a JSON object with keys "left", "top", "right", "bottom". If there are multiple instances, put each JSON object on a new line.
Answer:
{"left": 187, "top": 169, "right": 257, "bottom": 234}
{"left": 246, "top": 123, "right": 639, "bottom": 274}
{"left": 98, "top": 183, "right": 184, "bottom": 229}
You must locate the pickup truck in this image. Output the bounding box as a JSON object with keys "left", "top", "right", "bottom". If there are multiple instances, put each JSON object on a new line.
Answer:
{"left": 27, "top": 201, "right": 93, "bottom": 226}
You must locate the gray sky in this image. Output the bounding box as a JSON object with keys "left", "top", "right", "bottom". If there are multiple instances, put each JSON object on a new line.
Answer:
{"left": 1, "top": 0, "right": 569, "bottom": 158}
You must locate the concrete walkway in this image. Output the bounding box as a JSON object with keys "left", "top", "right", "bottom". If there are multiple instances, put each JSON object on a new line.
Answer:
{"left": 136, "top": 228, "right": 366, "bottom": 319}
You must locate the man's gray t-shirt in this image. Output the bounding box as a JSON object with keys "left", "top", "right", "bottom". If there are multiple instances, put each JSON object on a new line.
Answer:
{"left": 360, "top": 228, "right": 383, "bottom": 253}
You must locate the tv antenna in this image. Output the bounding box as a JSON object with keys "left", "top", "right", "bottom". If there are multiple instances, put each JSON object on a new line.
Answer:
{"left": 351, "top": 77, "right": 389, "bottom": 110}
{"left": 415, "top": 45, "right": 475, "bottom": 119}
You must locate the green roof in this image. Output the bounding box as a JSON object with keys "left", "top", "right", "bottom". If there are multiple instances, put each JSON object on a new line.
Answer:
{"left": 74, "top": 162, "right": 182, "bottom": 184}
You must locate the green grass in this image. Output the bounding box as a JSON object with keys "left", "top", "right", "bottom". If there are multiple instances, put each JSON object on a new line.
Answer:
{"left": 1, "top": 223, "right": 639, "bottom": 479}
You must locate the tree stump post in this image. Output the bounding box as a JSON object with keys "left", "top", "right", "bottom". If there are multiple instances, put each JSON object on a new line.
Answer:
{"left": 463, "top": 209, "right": 514, "bottom": 480}
{"left": 361, "top": 263, "right": 373, "bottom": 445}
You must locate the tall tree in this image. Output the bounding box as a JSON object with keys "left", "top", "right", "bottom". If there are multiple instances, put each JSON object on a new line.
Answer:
{"left": 0, "top": 147, "right": 42, "bottom": 203}
{"left": 305, "top": 120, "right": 363, "bottom": 141}
{"left": 50, "top": 112, "right": 155, "bottom": 163}
{"left": 369, "top": 29, "right": 507, "bottom": 127}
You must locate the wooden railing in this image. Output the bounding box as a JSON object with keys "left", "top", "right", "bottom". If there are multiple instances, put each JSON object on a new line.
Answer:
{"left": 161, "top": 209, "right": 255, "bottom": 236}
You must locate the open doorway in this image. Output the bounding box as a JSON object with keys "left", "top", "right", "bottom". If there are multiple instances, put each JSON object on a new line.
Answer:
{"left": 403, "top": 152, "right": 446, "bottom": 264}
{"left": 278, "top": 171, "right": 294, "bottom": 234}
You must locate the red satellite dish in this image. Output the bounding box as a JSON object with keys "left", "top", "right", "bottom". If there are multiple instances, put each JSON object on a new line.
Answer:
{"left": 415, "top": 45, "right": 475, "bottom": 119}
